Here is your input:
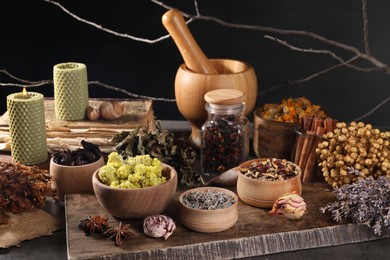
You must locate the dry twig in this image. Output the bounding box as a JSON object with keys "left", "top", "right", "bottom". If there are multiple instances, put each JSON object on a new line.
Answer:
{"left": 0, "top": 0, "right": 388, "bottom": 121}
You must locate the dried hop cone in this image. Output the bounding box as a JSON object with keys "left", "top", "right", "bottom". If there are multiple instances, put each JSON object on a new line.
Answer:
{"left": 143, "top": 214, "right": 176, "bottom": 240}
{"left": 269, "top": 192, "right": 307, "bottom": 220}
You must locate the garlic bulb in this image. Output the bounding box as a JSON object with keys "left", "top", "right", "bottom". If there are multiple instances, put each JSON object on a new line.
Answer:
{"left": 86, "top": 106, "right": 100, "bottom": 121}
{"left": 269, "top": 192, "right": 307, "bottom": 219}
{"left": 143, "top": 214, "right": 176, "bottom": 240}
{"left": 99, "top": 101, "right": 123, "bottom": 120}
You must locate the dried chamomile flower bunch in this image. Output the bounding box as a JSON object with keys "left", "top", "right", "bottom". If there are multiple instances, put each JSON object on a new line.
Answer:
{"left": 320, "top": 175, "right": 390, "bottom": 235}
{"left": 316, "top": 121, "right": 390, "bottom": 187}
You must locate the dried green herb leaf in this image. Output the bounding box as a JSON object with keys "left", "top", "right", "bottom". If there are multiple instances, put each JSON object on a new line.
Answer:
{"left": 112, "top": 123, "right": 202, "bottom": 188}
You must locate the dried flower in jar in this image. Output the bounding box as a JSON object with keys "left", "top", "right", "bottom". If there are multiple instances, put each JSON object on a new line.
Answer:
{"left": 201, "top": 118, "right": 245, "bottom": 175}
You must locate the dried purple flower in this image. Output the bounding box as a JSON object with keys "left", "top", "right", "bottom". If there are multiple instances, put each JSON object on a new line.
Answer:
{"left": 143, "top": 214, "right": 176, "bottom": 240}
{"left": 320, "top": 175, "right": 390, "bottom": 235}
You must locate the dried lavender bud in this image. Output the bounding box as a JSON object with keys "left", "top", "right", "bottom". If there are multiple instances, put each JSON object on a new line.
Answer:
{"left": 182, "top": 190, "right": 236, "bottom": 210}
{"left": 143, "top": 215, "right": 176, "bottom": 240}
{"left": 320, "top": 175, "right": 390, "bottom": 235}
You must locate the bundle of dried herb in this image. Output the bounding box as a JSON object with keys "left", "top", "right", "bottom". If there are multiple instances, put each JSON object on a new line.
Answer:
{"left": 112, "top": 123, "right": 202, "bottom": 188}
{"left": 0, "top": 162, "right": 55, "bottom": 224}
{"left": 320, "top": 175, "right": 390, "bottom": 235}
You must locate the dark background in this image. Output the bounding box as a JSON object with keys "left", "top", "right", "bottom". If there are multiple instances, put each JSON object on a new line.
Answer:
{"left": 0, "top": 0, "right": 389, "bottom": 127}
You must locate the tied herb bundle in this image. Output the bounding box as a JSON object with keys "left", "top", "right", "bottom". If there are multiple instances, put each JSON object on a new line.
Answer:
{"left": 112, "top": 123, "right": 202, "bottom": 188}
{"left": 320, "top": 175, "right": 390, "bottom": 235}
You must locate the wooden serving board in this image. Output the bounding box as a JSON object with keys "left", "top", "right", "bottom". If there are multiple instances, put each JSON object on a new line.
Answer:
{"left": 65, "top": 182, "right": 390, "bottom": 260}
{"left": 0, "top": 98, "right": 155, "bottom": 153}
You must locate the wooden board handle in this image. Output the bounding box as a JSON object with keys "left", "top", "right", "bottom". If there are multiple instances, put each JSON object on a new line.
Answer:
{"left": 162, "top": 9, "right": 218, "bottom": 75}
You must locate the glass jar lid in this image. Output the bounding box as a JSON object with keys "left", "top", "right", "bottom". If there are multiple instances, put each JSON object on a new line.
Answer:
{"left": 204, "top": 89, "right": 245, "bottom": 105}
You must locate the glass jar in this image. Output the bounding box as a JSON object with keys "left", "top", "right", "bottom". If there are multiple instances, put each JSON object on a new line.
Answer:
{"left": 201, "top": 89, "right": 248, "bottom": 176}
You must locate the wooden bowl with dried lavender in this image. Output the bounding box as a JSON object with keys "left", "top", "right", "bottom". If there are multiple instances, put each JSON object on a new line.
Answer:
{"left": 237, "top": 158, "right": 302, "bottom": 208}
{"left": 50, "top": 140, "right": 104, "bottom": 200}
{"left": 179, "top": 187, "right": 238, "bottom": 233}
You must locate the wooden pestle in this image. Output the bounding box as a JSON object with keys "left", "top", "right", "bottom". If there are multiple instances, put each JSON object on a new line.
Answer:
{"left": 162, "top": 9, "right": 218, "bottom": 75}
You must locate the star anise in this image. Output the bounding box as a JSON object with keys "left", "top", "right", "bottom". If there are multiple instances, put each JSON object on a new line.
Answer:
{"left": 104, "top": 221, "right": 134, "bottom": 246}
{"left": 78, "top": 215, "right": 109, "bottom": 234}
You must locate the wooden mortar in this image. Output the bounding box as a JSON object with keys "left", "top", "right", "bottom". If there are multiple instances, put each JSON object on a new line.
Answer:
{"left": 163, "top": 9, "right": 258, "bottom": 148}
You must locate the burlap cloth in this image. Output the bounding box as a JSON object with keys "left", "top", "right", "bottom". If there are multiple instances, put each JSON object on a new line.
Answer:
{"left": 0, "top": 208, "right": 61, "bottom": 248}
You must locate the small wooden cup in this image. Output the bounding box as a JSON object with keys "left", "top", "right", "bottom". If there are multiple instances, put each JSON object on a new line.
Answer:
{"left": 179, "top": 187, "right": 238, "bottom": 233}
{"left": 253, "top": 108, "right": 298, "bottom": 160}
{"left": 50, "top": 156, "right": 105, "bottom": 200}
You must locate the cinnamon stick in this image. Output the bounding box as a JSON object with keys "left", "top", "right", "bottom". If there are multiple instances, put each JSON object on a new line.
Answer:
{"left": 303, "top": 127, "right": 326, "bottom": 182}
{"left": 324, "top": 117, "right": 334, "bottom": 133}
{"left": 302, "top": 116, "right": 313, "bottom": 132}
{"left": 298, "top": 130, "right": 315, "bottom": 181}
{"left": 293, "top": 134, "right": 304, "bottom": 164}
{"left": 311, "top": 117, "right": 323, "bottom": 132}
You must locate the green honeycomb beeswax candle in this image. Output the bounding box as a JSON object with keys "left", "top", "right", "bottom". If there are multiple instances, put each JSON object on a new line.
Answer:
{"left": 7, "top": 91, "right": 48, "bottom": 165}
{"left": 53, "top": 62, "right": 89, "bottom": 120}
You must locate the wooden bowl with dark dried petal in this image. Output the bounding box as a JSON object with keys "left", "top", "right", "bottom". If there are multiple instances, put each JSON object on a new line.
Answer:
{"left": 50, "top": 155, "right": 105, "bottom": 200}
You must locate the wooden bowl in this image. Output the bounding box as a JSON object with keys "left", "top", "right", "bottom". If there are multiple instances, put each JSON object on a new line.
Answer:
{"left": 92, "top": 163, "right": 177, "bottom": 219}
{"left": 253, "top": 108, "right": 298, "bottom": 160}
{"left": 179, "top": 187, "right": 238, "bottom": 233}
{"left": 50, "top": 155, "right": 105, "bottom": 200}
{"left": 175, "top": 59, "right": 258, "bottom": 148}
{"left": 236, "top": 158, "right": 302, "bottom": 208}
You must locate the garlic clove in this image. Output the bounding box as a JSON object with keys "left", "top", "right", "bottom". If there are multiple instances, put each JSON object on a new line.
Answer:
{"left": 269, "top": 192, "right": 307, "bottom": 220}
{"left": 86, "top": 106, "right": 100, "bottom": 121}
{"left": 143, "top": 214, "right": 176, "bottom": 240}
{"left": 100, "top": 101, "right": 123, "bottom": 120}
